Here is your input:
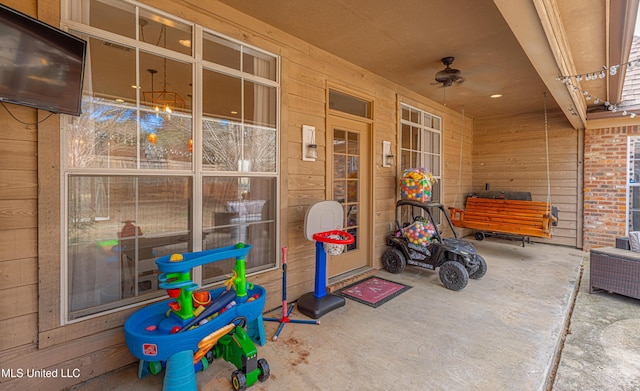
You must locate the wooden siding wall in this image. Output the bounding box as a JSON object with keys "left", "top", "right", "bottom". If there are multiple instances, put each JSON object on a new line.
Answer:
{"left": 0, "top": 105, "right": 39, "bottom": 347}
{"left": 441, "top": 106, "right": 475, "bottom": 221}
{"left": 473, "top": 109, "right": 579, "bottom": 247}
{"left": 0, "top": 1, "right": 39, "bottom": 389}
{"left": 0, "top": 0, "right": 471, "bottom": 389}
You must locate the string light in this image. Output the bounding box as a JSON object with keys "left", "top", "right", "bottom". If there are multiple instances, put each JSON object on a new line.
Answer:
{"left": 559, "top": 77, "right": 637, "bottom": 118}
{"left": 557, "top": 56, "right": 640, "bottom": 80}
{"left": 556, "top": 60, "right": 639, "bottom": 119}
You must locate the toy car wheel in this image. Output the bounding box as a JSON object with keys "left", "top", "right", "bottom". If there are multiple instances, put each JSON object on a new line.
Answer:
{"left": 231, "top": 370, "right": 247, "bottom": 391}
{"left": 439, "top": 261, "right": 468, "bottom": 291}
{"left": 469, "top": 255, "right": 487, "bottom": 279}
{"left": 258, "top": 358, "right": 270, "bottom": 382}
{"left": 382, "top": 248, "right": 406, "bottom": 274}
{"left": 148, "top": 361, "right": 163, "bottom": 375}
{"left": 474, "top": 232, "right": 485, "bottom": 241}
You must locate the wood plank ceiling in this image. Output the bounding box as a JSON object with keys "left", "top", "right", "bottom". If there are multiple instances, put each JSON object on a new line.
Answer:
{"left": 207, "top": 0, "right": 639, "bottom": 128}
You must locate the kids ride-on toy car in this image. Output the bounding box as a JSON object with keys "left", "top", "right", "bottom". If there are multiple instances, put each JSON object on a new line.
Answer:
{"left": 212, "top": 317, "right": 270, "bottom": 391}
{"left": 382, "top": 199, "right": 487, "bottom": 291}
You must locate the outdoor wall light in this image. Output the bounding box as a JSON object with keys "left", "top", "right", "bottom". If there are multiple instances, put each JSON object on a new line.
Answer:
{"left": 382, "top": 140, "right": 394, "bottom": 168}
{"left": 302, "top": 125, "right": 318, "bottom": 161}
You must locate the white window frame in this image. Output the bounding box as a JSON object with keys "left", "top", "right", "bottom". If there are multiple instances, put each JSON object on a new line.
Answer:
{"left": 59, "top": 0, "right": 280, "bottom": 323}
{"left": 627, "top": 136, "right": 640, "bottom": 233}
{"left": 399, "top": 103, "right": 443, "bottom": 203}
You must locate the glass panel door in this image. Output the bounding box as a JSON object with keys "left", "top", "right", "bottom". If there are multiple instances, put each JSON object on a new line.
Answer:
{"left": 328, "top": 115, "right": 370, "bottom": 277}
{"left": 333, "top": 128, "right": 360, "bottom": 252}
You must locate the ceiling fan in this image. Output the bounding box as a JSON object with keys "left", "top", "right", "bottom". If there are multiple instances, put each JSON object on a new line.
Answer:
{"left": 434, "top": 56, "right": 465, "bottom": 87}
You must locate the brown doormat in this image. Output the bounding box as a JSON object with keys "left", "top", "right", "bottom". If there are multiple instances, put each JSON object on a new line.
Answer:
{"left": 337, "top": 276, "right": 411, "bottom": 308}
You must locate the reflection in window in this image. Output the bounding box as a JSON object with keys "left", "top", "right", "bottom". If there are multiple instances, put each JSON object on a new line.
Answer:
{"left": 203, "top": 70, "right": 242, "bottom": 121}
{"left": 81, "top": 35, "right": 137, "bottom": 103}
{"left": 64, "top": 0, "right": 279, "bottom": 320}
{"left": 74, "top": 0, "right": 136, "bottom": 39}
{"left": 202, "top": 74, "right": 277, "bottom": 173}
{"left": 67, "top": 175, "right": 191, "bottom": 319}
{"left": 140, "top": 51, "right": 191, "bottom": 116}
{"left": 139, "top": 111, "right": 192, "bottom": 169}
{"left": 202, "top": 177, "right": 276, "bottom": 284}
{"left": 139, "top": 8, "right": 192, "bottom": 56}
{"left": 202, "top": 119, "right": 242, "bottom": 171}
{"left": 66, "top": 96, "right": 192, "bottom": 170}
{"left": 244, "top": 125, "right": 277, "bottom": 172}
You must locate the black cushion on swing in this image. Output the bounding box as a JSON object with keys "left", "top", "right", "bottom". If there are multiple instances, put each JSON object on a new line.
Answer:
{"left": 551, "top": 206, "right": 559, "bottom": 226}
{"left": 473, "top": 191, "right": 532, "bottom": 201}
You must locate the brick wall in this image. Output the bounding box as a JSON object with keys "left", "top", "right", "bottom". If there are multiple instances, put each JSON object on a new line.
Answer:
{"left": 583, "top": 125, "right": 640, "bottom": 250}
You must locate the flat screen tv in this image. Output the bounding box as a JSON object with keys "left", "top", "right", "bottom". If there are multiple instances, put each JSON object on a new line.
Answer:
{"left": 0, "top": 4, "right": 86, "bottom": 116}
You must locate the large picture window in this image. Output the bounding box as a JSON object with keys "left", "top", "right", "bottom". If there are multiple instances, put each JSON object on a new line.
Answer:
{"left": 62, "top": 0, "right": 279, "bottom": 321}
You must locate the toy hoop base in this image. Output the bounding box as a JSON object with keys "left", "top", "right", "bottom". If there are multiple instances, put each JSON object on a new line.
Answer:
{"left": 297, "top": 291, "right": 345, "bottom": 319}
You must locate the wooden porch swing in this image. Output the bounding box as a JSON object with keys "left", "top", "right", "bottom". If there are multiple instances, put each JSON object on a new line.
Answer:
{"left": 448, "top": 197, "right": 557, "bottom": 243}
{"left": 448, "top": 93, "right": 558, "bottom": 245}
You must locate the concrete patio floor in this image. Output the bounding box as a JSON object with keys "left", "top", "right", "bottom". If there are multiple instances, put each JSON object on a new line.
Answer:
{"left": 67, "top": 238, "right": 640, "bottom": 391}
{"left": 551, "top": 250, "right": 640, "bottom": 391}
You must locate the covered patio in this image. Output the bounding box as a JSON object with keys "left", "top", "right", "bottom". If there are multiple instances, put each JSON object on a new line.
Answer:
{"left": 68, "top": 239, "right": 638, "bottom": 391}
{"left": 3, "top": 1, "right": 640, "bottom": 390}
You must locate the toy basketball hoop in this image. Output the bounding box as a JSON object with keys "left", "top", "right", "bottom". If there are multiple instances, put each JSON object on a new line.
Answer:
{"left": 298, "top": 201, "right": 353, "bottom": 319}
{"left": 313, "top": 230, "right": 355, "bottom": 256}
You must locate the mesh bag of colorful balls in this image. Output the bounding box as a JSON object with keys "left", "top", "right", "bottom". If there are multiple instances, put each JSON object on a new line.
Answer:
{"left": 402, "top": 217, "right": 437, "bottom": 248}
{"left": 399, "top": 168, "right": 435, "bottom": 202}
